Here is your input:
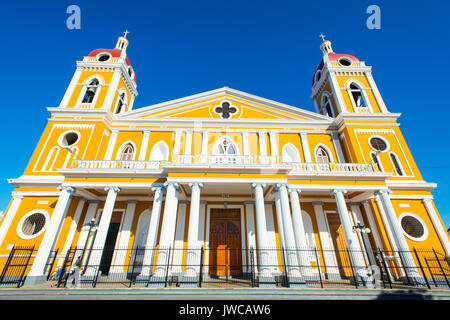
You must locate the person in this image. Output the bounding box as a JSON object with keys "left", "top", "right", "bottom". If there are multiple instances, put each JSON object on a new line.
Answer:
{"left": 66, "top": 256, "right": 82, "bottom": 289}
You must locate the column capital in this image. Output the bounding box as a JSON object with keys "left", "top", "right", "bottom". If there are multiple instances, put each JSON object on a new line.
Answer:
{"left": 164, "top": 181, "right": 180, "bottom": 192}
{"left": 251, "top": 182, "right": 266, "bottom": 189}
{"left": 274, "top": 183, "right": 288, "bottom": 190}
{"left": 374, "top": 189, "right": 391, "bottom": 197}
{"left": 311, "top": 201, "right": 324, "bottom": 206}
{"left": 151, "top": 184, "right": 166, "bottom": 193}
{"left": 287, "top": 187, "right": 301, "bottom": 194}
{"left": 421, "top": 197, "right": 433, "bottom": 204}
{"left": 189, "top": 182, "right": 204, "bottom": 189}
{"left": 57, "top": 186, "right": 75, "bottom": 194}
{"left": 330, "top": 189, "right": 347, "bottom": 196}
{"left": 11, "top": 192, "right": 24, "bottom": 200}
{"left": 104, "top": 186, "right": 121, "bottom": 193}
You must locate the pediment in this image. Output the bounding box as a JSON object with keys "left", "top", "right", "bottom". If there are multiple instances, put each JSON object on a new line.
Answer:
{"left": 120, "top": 87, "right": 331, "bottom": 122}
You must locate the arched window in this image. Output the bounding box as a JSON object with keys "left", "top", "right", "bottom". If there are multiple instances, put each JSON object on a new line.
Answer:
{"left": 390, "top": 153, "right": 404, "bottom": 176}
{"left": 321, "top": 95, "right": 334, "bottom": 117}
{"left": 282, "top": 143, "right": 300, "bottom": 163}
{"left": 348, "top": 83, "right": 367, "bottom": 109}
{"left": 214, "top": 137, "right": 237, "bottom": 155}
{"left": 315, "top": 146, "right": 331, "bottom": 163}
{"left": 82, "top": 78, "right": 100, "bottom": 104}
{"left": 115, "top": 92, "right": 126, "bottom": 114}
{"left": 119, "top": 143, "right": 134, "bottom": 161}
{"left": 149, "top": 141, "right": 169, "bottom": 161}
{"left": 371, "top": 151, "right": 383, "bottom": 171}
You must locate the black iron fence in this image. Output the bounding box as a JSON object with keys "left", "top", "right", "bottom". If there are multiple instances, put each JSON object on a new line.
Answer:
{"left": 48, "top": 245, "right": 450, "bottom": 289}
{"left": 0, "top": 245, "right": 58, "bottom": 287}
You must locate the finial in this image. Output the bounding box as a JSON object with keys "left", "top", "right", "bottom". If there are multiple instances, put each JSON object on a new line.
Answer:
{"left": 319, "top": 34, "right": 326, "bottom": 42}
{"left": 123, "top": 30, "right": 130, "bottom": 38}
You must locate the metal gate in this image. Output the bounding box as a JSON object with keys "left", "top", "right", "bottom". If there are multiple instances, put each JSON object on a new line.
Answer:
{"left": 0, "top": 246, "right": 35, "bottom": 287}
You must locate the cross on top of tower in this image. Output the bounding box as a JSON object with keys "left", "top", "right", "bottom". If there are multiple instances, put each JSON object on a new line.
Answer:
{"left": 123, "top": 30, "right": 130, "bottom": 38}
{"left": 319, "top": 34, "right": 326, "bottom": 42}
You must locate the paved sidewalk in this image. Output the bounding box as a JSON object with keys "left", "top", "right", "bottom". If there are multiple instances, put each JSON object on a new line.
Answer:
{"left": 0, "top": 282, "right": 449, "bottom": 300}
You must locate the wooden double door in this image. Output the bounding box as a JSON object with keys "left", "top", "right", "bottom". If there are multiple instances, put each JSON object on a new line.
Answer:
{"left": 208, "top": 209, "right": 243, "bottom": 277}
{"left": 327, "top": 213, "right": 353, "bottom": 278}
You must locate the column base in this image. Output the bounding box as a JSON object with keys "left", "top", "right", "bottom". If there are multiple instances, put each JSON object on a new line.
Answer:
{"left": 23, "top": 274, "right": 47, "bottom": 287}
{"left": 179, "top": 275, "right": 199, "bottom": 287}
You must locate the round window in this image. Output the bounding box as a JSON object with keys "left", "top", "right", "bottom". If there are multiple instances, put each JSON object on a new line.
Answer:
{"left": 338, "top": 57, "right": 352, "bottom": 66}
{"left": 97, "top": 52, "right": 111, "bottom": 62}
{"left": 59, "top": 131, "right": 79, "bottom": 147}
{"left": 17, "top": 210, "right": 49, "bottom": 239}
{"left": 369, "top": 137, "right": 388, "bottom": 152}
{"left": 399, "top": 214, "right": 428, "bottom": 241}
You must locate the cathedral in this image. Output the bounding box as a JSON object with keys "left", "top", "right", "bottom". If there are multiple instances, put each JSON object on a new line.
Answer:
{"left": 0, "top": 33, "right": 449, "bottom": 288}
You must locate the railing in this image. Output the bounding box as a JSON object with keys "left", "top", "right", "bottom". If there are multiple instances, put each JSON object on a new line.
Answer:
{"left": 70, "top": 158, "right": 381, "bottom": 176}
{"left": 290, "top": 162, "right": 380, "bottom": 175}
{"left": 50, "top": 246, "right": 450, "bottom": 290}
{"left": 171, "top": 154, "right": 281, "bottom": 166}
{"left": 72, "top": 160, "right": 162, "bottom": 169}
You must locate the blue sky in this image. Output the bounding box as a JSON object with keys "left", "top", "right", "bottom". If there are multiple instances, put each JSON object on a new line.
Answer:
{"left": 1, "top": 1, "right": 449, "bottom": 227}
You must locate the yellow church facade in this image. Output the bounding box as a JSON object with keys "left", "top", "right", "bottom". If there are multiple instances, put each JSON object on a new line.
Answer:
{"left": 0, "top": 34, "right": 449, "bottom": 288}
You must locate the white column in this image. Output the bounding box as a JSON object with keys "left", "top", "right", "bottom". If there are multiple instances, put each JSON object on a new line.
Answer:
{"left": 365, "top": 72, "right": 388, "bottom": 113}
{"left": 251, "top": 183, "right": 271, "bottom": 277}
{"left": 329, "top": 72, "right": 347, "bottom": 113}
{"left": 423, "top": 198, "right": 450, "bottom": 256}
{"left": 349, "top": 203, "right": 376, "bottom": 266}
{"left": 201, "top": 130, "right": 208, "bottom": 162}
{"left": 331, "top": 189, "right": 366, "bottom": 268}
{"left": 184, "top": 183, "right": 203, "bottom": 277}
{"left": 0, "top": 194, "right": 23, "bottom": 247}
{"left": 276, "top": 183, "right": 301, "bottom": 276}
{"left": 269, "top": 131, "right": 278, "bottom": 156}
{"left": 258, "top": 130, "right": 267, "bottom": 156}
{"left": 312, "top": 201, "right": 340, "bottom": 277}
{"left": 273, "top": 191, "right": 285, "bottom": 250}
{"left": 91, "top": 187, "right": 120, "bottom": 251}
{"left": 104, "top": 130, "right": 119, "bottom": 160}
{"left": 102, "top": 70, "right": 121, "bottom": 110}
{"left": 173, "top": 130, "right": 182, "bottom": 161}
{"left": 153, "top": 182, "right": 180, "bottom": 277}
{"left": 288, "top": 188, "right": 312, "bottom": 275}
{"left": 243, "top": 131, "right": 250, "bottom": 156}
{"left": 361, "top": 200, "right": 384, "bottom": 251}
{"left": 24, "top": 186, "right": 74, "bottom": 286}
{"left": 76, "top": 200, "right": 100, "bottom": 249}
{"left": 138, "top": 130, "right": 151, "bottom": 161}
{"left": 112, "top": 200, "right": 138, "bottom": 272}
{"left": 375, "top": 190, "right": 420, "bottom": 277}
{"left": 58, "top": 198, "right": 86, "bottom": 267}
{"left": 244, "top": 201, "right": 258, "bottom": 273}
{"left": 300, "top": 133, "right": 312, "bottom": 163}
{"left": 331, "top": 132, "right": 345, "bottom": 163}
{"left": 59, "top": 68, "right": 82, "bottom": 108}
{"left": 141, "top": 185, "right": 165, "bottom": 276}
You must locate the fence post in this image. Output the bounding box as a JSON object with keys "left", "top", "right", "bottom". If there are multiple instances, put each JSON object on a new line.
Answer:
{"left": 129, "top": 246, "right": 139, "bottom": 288}
{"left": 198, "top": 246, "right": 204, "bottom": 288}
{"left": 280, "top": 247, "right": 289, "bottom": 288}
{"left": 432, "top": 248, "right": 450, "bottom": 289}
{"left": 346, "top": 248, "right": 358, "bottom": 289}
{"left": 19, "top": 246, "right": 35, "bottom": 288}
{"left": 164, "top": 246, "right": 171, "bottom": 288}
{"left": 57, "top": 247, "right": 72, "bottom": 288}
{"left": 397, "top": 250, "right": 412, "bottom": 285}
{"left": 314, "top": 248, "right": 323, "bottom": 289}
{"left": 0, "top": 245, "right": 15, "bottom": 283}
{"left": 249, "top": 247, "right": 255, "bottom": 287}
{"left": 378, "top": 249, "right": 392, "bottom": 289}
{"left": 424, "top": 257, "right": 437, "bottom": 288}
{"left": 46, "top": 248, "right": 59, "bottom": 281}
{"left": 413, "top": 248, "right": 430, "bottom": 289}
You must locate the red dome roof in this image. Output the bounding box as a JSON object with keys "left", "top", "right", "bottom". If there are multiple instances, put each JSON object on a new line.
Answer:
{"left": 312, "top": 53, "right": 360, "bottom": 85}
{"left": 88, "top": 49, "right": 136, "bottom": 81}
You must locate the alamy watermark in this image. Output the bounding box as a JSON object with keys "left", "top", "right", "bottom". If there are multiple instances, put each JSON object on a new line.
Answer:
{"left": 366, "top": 5, "right": 381, "bottom": 30}
{"left": 66, "top": 5, "right": 81, "bottom": 30}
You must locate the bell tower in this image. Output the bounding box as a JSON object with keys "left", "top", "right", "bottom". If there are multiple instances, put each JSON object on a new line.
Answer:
{"left": 311, "top": 36, "right": 388, "bottom": 118}
{"left": 58, "top": 32, "right": 138, "bottom": 114}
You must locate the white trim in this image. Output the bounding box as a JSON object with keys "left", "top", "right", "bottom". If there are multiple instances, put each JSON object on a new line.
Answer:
{"left": 370, "top": 151, "right": 384, "bottom": 172}
{"left": 281, "top": 142, "right": 301, "bottom": 163}
{"left": 75, "top": 75, "right": 105, "bottom": 109}
{"left": 211, "top": 135, "right": 240, "bottom": 155}
{"left": 388, "top": 152, "right": 405, "bottom": 176}
{"left": 368, "top": 135, "right": 390, "bottom": 153}
{"left": 149, "top": 140, "right": 170, "bottom": 161}
{"left": 398, "top": 212, "right": 429, "bottom": 242}
{"left": 345, "top": 79, "right": 373, "bottom": 113}
{"left": 16, "top": 209, "right": 50, "bottom": 240}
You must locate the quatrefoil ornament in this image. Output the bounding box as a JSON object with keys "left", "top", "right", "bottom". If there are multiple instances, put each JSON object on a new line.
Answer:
{"left": 214, "top": 101, "right": 238, "bottom": 119}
